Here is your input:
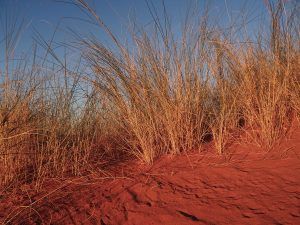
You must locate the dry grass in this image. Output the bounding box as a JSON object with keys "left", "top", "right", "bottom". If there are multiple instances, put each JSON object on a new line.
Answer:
{"left": 0, "top": 0, "right": 299, "bottom": 189}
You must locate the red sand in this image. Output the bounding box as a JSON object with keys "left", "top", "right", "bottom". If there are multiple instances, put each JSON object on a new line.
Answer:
{"left": 1, "top": 127, "right": 300, "bottom": 224}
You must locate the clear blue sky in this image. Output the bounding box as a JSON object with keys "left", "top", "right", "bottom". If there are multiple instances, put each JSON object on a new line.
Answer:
{"left": 0, "top": 0, "right": 271, "bottom": 64}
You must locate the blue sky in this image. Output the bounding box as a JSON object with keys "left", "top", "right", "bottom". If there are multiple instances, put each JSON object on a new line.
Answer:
{"left": 0, "top": 0, "right": 271, "bottom": 64}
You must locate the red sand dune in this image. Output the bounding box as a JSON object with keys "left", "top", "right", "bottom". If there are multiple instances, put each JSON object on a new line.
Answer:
{"left": 1, "top": 126, "right": 300, "bottom": 224}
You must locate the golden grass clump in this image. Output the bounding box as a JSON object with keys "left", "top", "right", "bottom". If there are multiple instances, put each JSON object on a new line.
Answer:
{"left": 0, "top": 0, "right": 299, "bottom": 189}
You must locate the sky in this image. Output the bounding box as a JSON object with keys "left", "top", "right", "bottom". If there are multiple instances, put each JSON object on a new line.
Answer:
{"left": 0, "top": 0, "right": 273, "bottom": 66}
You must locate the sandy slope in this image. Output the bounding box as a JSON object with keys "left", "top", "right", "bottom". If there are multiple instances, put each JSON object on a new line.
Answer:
{"left": 1, "top": 127, "right": 300, "bottom": 224}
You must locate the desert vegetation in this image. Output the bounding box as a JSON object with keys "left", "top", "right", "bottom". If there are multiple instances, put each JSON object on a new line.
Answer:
{"left": 0, "top": 0, "right": 299, "bottom": 191}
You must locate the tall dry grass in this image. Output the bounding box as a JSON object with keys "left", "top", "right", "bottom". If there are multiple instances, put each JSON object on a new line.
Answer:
{"left": 0, "top": 17, "right": 105, "bottom": 188}
{"left": 80, "top": 0, "right": 299, "bottom": 155}
{"left": 0, "top": 0, "right": 299, "bottom": 189}
{"left": 231, "top": 0, "right": 299, "bottom": 147}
